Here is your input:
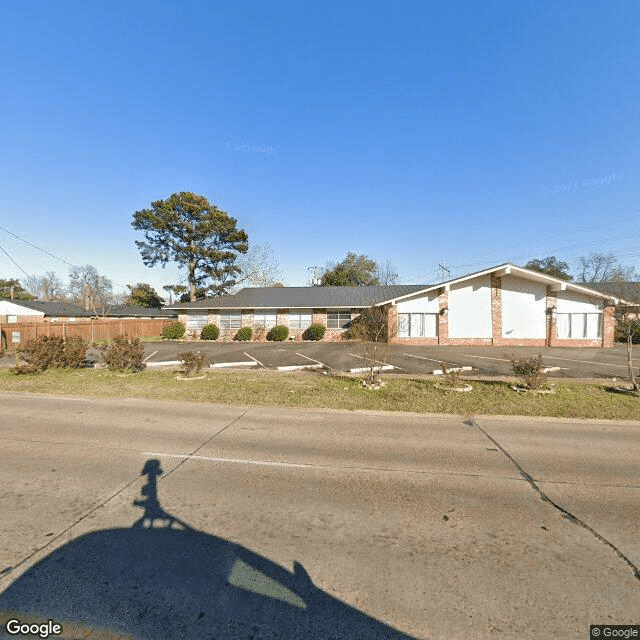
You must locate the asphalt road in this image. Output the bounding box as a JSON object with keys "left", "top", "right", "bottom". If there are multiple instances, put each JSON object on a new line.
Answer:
{"left": 0, "top": 394, "right": 638, "bottom": 639}
{"left": 143, "top": 340, "right": 637, "bottom": 380}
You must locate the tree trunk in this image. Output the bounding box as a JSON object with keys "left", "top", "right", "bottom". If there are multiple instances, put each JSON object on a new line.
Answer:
{"left": 627, "top": 334, "right": 639, "bottom": 393}
{"left": 189, "top": 260, "right": 197, "bottom": 302}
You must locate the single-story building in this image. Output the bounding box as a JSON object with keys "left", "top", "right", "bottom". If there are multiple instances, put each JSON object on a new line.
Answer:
{"left": 167, "top": 263, "right": 622, "bottom": 347}
{"left": 0, "top": 299, "right": 177, "bottom": 324}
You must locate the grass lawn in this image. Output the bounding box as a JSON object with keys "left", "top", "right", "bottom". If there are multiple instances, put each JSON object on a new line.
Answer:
{"left": 0, "top": 367, "right": 638, "bottom": 420}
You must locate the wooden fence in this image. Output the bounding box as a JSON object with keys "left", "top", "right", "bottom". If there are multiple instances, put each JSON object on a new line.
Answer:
{"left": 0, "top": 319, "right": 173, "bottom": 349}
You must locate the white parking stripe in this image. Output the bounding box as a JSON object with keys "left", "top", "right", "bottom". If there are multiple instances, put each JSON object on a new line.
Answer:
{"left": 243, "top": 352, "right": 265, "bottom": 367}
{"left": 460, "top": 354, "right": 511, "bottom": 362}
{"left": 348, "top": 352, "right": 405, "bottom": 370}
{"left": 542, "top": 356, "right": 629, "bottom": 368}
{"left": 295, "top": 352, "right": 326, "bottom": 367}
{"left": 403, "top": 353, "right": 458, "bottom": 365}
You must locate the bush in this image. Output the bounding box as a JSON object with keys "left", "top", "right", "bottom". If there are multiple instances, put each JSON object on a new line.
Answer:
{"left": 64, "top": 336, "right": 88, "bottom": 369}
{"left": 200, "top": 324, "right": 219, "bottom": 340}
{"left": 508, "top": 354, "right": 548, "bottom": 390}
{"left": 303, "top": 323, "right": 326, "bottom": 341}
{"left": 101, "top": 335, "right": 145, "bottom": 372}
{"left": 178, "top": 350, "right": 207, "bottom": 376}
{"left": 234, "top": 326, "right": 252, "bottom": 341}
{"left": 16, "top": 336, "right": 66, "bottom": 371}
{"left": 162, "top": 322, "right": 186, "bottom": 339}
{"left": 253, "top": 323, "right": 267, "bottom": 341}
{"left": 267, "top": 325, "right": 289, "bottom": 341}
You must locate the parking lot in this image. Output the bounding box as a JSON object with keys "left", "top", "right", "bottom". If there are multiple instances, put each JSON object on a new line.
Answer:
{"left": 144, "top": 341, "right": 634, "bottom": 380}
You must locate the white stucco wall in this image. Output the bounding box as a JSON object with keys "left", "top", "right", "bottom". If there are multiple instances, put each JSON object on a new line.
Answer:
{"left": 501, "top": 275, "right": 547, "bottom": 339}
{"left": 0, "top": 301, "right": 43, "bottom": 317}
{"left": 556, "top": 291, "right": 603, "bottom": 313}
{"left": 396, "top": 292, "right": 439, "bottom": 313}
{"left": 448, "top": 275, "right": 492, "bottom": 338}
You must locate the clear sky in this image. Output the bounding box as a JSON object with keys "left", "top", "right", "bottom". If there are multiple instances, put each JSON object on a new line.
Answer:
{"left": 1, "top": 0, "right": 638, "bottom": 299}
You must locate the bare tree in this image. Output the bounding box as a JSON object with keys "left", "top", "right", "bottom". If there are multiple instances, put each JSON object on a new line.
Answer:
{"left": 68, "top": 265, "right": 114, "bottom": 317}
{"left": 347, "top": 305, "right": 396, "bottom": 388}
{"left": 227, "top": 243, "right": 283, "bottom": 292}
{"left": 577, "top": 252, "right": 635, "bottom": 285}
{"left": 376, "top": 260, "right": 399, "bottom": 285}
{"left": 26, "top": 272, "right": 66, "bottom": 301}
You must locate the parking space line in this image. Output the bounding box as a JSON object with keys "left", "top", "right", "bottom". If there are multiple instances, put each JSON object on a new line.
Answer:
{"left": 542, "top": 356, "right": 628, "bottom": 368}
{"left": 348, "top": 353, "right": 405, "bottom": 371}
{"left": 460, "top": 354, "right": 511, "bottom": 362}
{"left": 403, "top": 353, "right": 459, "bottom": 365}
{"left": 243, "top": 352, "right": 265, "bottom": 367}
{"left": 295, "top": 352, "right": 326, "bottom": 368}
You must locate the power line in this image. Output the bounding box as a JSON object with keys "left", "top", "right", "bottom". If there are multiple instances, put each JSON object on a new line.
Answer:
{"left": 0, "top": 225, "right": 129, "bottom": 290}
{"left": 0, "top": 243, "right": 33, "bottom": 280}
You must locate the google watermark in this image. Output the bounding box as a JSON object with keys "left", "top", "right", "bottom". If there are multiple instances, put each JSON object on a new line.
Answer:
{"left": 225, "top": 142, "right": 277, "bottom": 155}
{"left": 5, "top": 618, "right": 63, "bottom": 638}
{"left": 541, "top": 172, "right": 623, "bottom": 195}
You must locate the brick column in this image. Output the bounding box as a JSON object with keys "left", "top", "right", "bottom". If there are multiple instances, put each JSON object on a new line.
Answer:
{"left": 438, "top": 289, "right": 449, "bottom": 345}
{"left": 387, "top": 304, "right": 398, "bottom": 341}
{"left": 603, "top": 306, "right": 615, "bottom": 347}
{"left": 491, "top": 274, "right": 502, "bottom": 345}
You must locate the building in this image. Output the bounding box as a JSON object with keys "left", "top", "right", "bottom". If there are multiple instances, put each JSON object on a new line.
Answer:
{"left": 167, "top": 263, "right": 620, "bottom": 347}
{"left": 0, "top": 299, "right": 177, "bottom": 324}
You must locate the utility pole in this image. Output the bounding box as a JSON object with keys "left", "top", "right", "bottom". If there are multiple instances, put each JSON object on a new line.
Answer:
{"left": 10, "top": 285, "right": 14, "bottom": 300}
{"left": 307, "top": 266, "right": 321, "bottom": 286}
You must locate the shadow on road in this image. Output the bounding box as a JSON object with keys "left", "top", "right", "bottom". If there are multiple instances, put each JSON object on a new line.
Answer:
{"left": 0, "top": 459, "right": 416, "bottom": 640}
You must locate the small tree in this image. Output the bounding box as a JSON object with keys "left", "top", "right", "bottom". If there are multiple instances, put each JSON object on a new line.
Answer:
{"left": 609, "top": 279, "right": 640, "bottom": 394}
{"left": 178, "top": 350, "right": 207, "bottom": 376}
{"left": 321, "top": 252, "right": 381, "bottom": 286}
{"left": 124, "top": 283, "right": 165, "bottom": 308}
{"left": 347, "top": 305, "right": 395, "bottom": 387}
{"left": 508, "top": 354, "right": 549, "bottom": 390}
{"left": 0, "top": 278, "right": 36, "bottom": 300}
{"left": 524, "top": 257, "right": 573, "bottom": 280}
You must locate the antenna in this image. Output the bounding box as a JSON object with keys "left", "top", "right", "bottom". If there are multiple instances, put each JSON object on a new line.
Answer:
{"left": 438, "top": 261, "right": 450, "bottom": 282}
{"left": 307, "top": 266, "right": 321, "bottom": 286}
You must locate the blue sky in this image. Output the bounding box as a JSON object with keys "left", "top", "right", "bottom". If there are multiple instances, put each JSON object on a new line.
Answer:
{"left": 1, "top": 0, "right": 638, "bottom": 298}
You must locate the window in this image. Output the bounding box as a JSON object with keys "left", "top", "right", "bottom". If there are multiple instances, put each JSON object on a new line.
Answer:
{"left": 219, "top": 310, "right": 242, "bottom": 329}
{"left": 254, "top": 310, "right": 277, "bottom": 328}
{"left": 12, "top": 332, "right": 21, "bottom": 344}
{"left": 69, "top": 317, "right": 77, "bottom": 322}
{"left": 557, "top": 313, "right": 602, "bottom": 339}
{"left": 49, "top": 317, "right": 59, "bottom": 323}
{"left": 289, "top": 309, "right": 312, "bottom": 328}
{"left": 7, "top": 315, "right": 17, "bottom": 323}
{"left": 398, "top": 313, "right": 438, "bottom": 337}
{"left": 327, "top": 309, "right": 351, "bottom": 329}
{"left": 186, "top": 312, "right": 209, "bottom": 332}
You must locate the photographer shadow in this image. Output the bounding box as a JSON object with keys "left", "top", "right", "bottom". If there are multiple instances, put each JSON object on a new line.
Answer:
{"left": 0, "top": 459, "right": 416, "bottom": 640}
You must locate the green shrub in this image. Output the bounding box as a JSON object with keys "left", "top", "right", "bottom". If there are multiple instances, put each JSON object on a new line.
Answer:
{"left": 178, "top": 350, "right": 207, "bottom": 376}
{"left": 508, "top": 354, "right": 548, "bottom": 390}
{"left": 303, "top": 323, "right": 326, "bottom": 341}
{"left": 200, "top": 324, "right": 219, "bottom": 340}
{"left": 64, "top": 336, "right": 88, "bottom": 369}
{"left": 234, "top": 326, "right": 252, "bottom": 341}
{"left": 101, "top": 335, "right": 145, "bottom": 372}
{"left": 267, "top": 325, "right": 289, "bottom": 341}
{"left": 162, "top": 322, "right": 186, "bottom": 339}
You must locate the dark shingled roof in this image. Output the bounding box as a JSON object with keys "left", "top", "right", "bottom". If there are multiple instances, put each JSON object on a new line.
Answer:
{"left": 8, "top": 300, "right": 92, "bottom": 317}
{"left": 105, "top": 305, "right": 178, "bottom": 317}
{"left": 167, "top": 285, "right": 432, "bottom": 310}
{"left": 8, "top": 300, "right": 177, "bottom": 317}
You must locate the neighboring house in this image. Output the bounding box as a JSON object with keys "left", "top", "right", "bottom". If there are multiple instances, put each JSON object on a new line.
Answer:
{"left": 0, "top": 300, "right": 177, "bottom": 323}
{"left": 0, "top": 300, "right": 92, "bottom": 323}
{"left": 166, "top": 263, "right": 621, "bottom": 347}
